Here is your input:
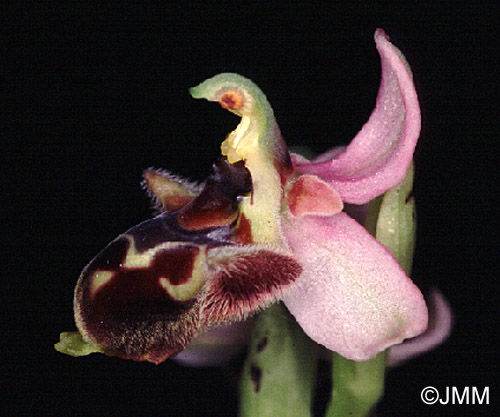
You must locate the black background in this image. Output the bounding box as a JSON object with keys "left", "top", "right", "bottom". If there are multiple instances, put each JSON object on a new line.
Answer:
{"left": 5, "top": 2, "right": 498, "bottom": 416}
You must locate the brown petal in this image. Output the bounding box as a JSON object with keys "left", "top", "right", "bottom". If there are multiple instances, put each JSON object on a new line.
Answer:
{"left": 142, "top": 168, "right": 201, "bottom": 213}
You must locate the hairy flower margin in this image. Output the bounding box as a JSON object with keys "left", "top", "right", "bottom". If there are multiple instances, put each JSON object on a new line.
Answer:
{"left": 56, "top": 29, "right": 451, "bottom": 365}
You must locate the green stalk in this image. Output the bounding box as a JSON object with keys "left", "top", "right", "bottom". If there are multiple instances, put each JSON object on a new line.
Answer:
{"left": 326, "top": 351, "right": 386, "bottom": 417}
{"left": 326, "top": 163, "right": 417, "bottom": 417}
{"left": 370, "top": 162, "right": 417, "bottom": 277}
{"left": 239, "top": 303, "right": 317, "bottom": 417}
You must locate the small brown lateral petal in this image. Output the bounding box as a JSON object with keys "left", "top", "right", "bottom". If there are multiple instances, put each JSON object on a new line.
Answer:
{"left": 142, "top": 168, "right": 200, "bottom": 213}
{"left": 199, "top": 246, "right": 302, "bottom": 327}
{"left": 74, "top": 237, "right": 207, "bottom": 364}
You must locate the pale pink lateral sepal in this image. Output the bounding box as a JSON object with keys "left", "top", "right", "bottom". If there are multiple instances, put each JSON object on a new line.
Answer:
{"left": 388, "top": 288, "right": 453, "bottom": 366}
{"left": 282, "top": 212, "right": 428, "bottom": 361}
{"left": 295, "top": 29, "right": 421, "bottom": 204}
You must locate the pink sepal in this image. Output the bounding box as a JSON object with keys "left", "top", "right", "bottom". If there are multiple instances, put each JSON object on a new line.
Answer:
{"left": 295, "top": 29, "right": 421, "bottom": 205}
{"left": 282, "top": 212, "right": 428, "bottom": 361}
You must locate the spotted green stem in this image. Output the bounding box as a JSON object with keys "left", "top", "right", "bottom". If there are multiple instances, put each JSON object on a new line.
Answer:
{"left": 239, "top": 303, "right": 317, "bottom": 417}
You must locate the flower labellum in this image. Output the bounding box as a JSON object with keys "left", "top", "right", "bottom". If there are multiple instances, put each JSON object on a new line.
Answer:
{"left": 56, "top": 29, "right": 430, "bottom": 364}
{"left": 59, "top": 158, "right": 302, "bottom": 364}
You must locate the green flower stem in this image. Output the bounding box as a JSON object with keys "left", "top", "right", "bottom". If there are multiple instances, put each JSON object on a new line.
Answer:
{"left": 326, "top": 163, "right": 417, "bottom": 417}
{"left": 326, "top": 351, "right": 386, "bottom": 417}
{"left": 239, "top": 303, "right": 317, "bottom": 417}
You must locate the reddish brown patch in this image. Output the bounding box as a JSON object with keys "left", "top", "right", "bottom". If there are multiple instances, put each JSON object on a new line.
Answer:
{"left": 86, "top": 245, "right": 199, "bottom": 316}
{"left": 219, "top": 91, "right": 244, "bottom": 110}
{"left": 279, "top": 164, "right": 294, "bottom": 190}
{"left": 177, "top": 158, "right": 251, "bottom": 231}
{"left": 157, "top": 246, "right": 200, "bottom": 285}
{"left": 274, "top": 147, "right": 294, "bottom": 190}
{"left": 235, "top": 213, "right": 253, "bottom": 245}
{"left": 288, "top": 175, "right": 343, "bottom": 218}
{"left": 178, "top": 198, "right": 238, "bottom": 230}
{"left": 267, "top": 133, "right": 293, "bottom": 196}
{"left": 200, "top": 249, "right": 302, "bottom": 326}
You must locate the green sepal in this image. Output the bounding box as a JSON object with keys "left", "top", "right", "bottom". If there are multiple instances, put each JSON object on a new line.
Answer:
{"left": 239, "top": 303, "right": 317, "bottom": 417}
{"left": 366, "top": 162, "right": 416, "bottom": 275}
{"left": 55, "top": 331, "right": 104, "bottom": 357}
{"left": 374, "top": 162, "right": 416, "bottom": 275}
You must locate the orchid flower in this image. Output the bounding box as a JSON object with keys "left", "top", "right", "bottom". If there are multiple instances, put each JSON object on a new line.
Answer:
{"left": 56, "top": 29, "right": 429, "bottom": 365}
